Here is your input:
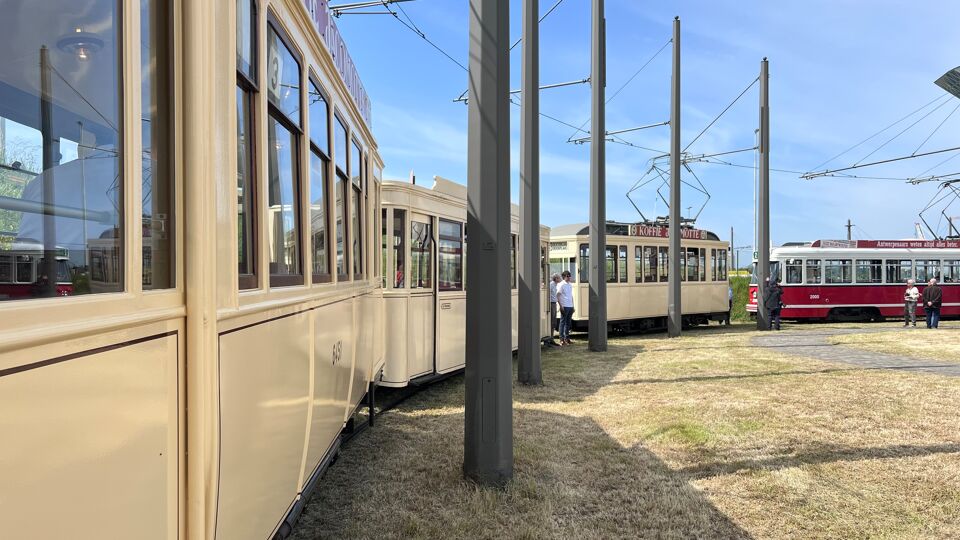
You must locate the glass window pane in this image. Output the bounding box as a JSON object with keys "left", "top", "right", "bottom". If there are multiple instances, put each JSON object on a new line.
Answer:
{"left": 634, "top": 246, "right": 642, "bottom": 283}
{"left": 943, "top": 260, "right": 959, "bottom": 284}
{"left": 824, "top": 259, "right": 852, "bottom": 284}
{"left": 785, "top": 258, "right": 802, "bottom": 284}
{"left": 806, "top": 259, "right": 821, "bottom": 284}
{"left": 351, "top": 185, "right": 362, "bottom": 276}
{"left": 308, "top": 80, "right": 328, "bottom": 153}
{"left": 236, "top": 0, "right": 255, "bottom": 78}
{"left": 142, "top": 0, "right": 173, "bottom": 290}
{"left": 438, "top": 219, "right": 462, "bottom": 291}
{"left": 916, "top": 259, "right": 940, "bottom": 283}
{"left": 604, "top": 245, "right": 616, "bottom": 283}
{"left": 309, "top": 151, "right": 327, "bottom": 276}
{"left": 0, "top": 2, "right": 123, "bottom": 300}
{"left": 618, "top": 245, "right": 627, "bottom": 283}
{"left": 267, "top": 116, "right": 300, "bottom": 277}
{"left": 579, "top": 244, "right": 589, "bottom": 283}
{"left": 644, "top": 246, "right": 656, "bottom": 283}
{"left": 267, "top": 25, "right": 300, "bottom": 125}
{"left": 410, "top": 220, "right": 432, "bottom": 289}
{"left": 334, "top": 116, "right": 347, "bottom": 173}
{"left": 335, "top": 172, "right": 346, "bottom": 276}
{"left": 237, "top": 86, "right": 254, "bottom": 278}
{"left": 686, "top": 247, "right": 699, "bottom": 282}
{"left": 658, "top": 247, "right": 669, "bottom": 282}
{"left": 699, "top": 248, "right": 706, "bottom": 282}
{"left": 351, "top": 140, "right": 362, "bottom": 187}
{"left": 381, "top": 208, "right": 387, "bottom": 288}
{"left": 393, "top": 209, "right": 405, "bottom": 287}
{"left": 511, "top": 235, "right": 517, "bottom": 289}
{"left": 855, "top": 259, "right": 882, "bottom": 283}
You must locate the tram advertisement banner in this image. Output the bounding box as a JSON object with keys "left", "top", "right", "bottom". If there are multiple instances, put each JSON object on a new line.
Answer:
{"left": 629, "top": 225, "right": 709, "bottom": 240}
{"left": 813, "top": 239, "right": 960, "bottom": 249}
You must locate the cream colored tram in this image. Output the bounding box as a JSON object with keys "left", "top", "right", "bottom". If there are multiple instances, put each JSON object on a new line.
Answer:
{"left": 0, "top": 1, "right": 382, "bottom": 539}
{"left": 380, "top": 176, "right": 552, "bottom": 387}
{"left": 550, "top": 222, "right": 731, "bottom": 331}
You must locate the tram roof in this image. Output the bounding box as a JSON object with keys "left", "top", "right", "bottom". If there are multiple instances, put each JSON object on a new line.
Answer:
{"left": 551, "top": 222, "right": 722, "bottom": 241}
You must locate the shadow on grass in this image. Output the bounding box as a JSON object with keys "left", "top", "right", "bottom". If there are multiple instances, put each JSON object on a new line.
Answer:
{"left": 606, "top": 364, "right": 960, "bottom": 386}
{"left": 292, "top": 401, "right": 753, "bottom": 539}
{"left": 680, "top": 442, "right": 960, "bottom": 481}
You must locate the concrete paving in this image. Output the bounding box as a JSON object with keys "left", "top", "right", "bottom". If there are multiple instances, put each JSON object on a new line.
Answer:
{"left": 751, "top": 327, "right": 960, "bottom": 377}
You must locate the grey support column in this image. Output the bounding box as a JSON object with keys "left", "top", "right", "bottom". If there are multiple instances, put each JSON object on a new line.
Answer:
{"left": 756, "top": 58, "right": 771, "bottom": 331}
{"left": 518, "top": 0, "right": 542, "bottom": 385}
{"left": 667, "top": 17, "right": 682, "bottom": 337}
{"left": 588, "top": 0, "right": 607, "bottom": 352}
{"left": 464, "top": 0, "right": 513, "bottom": 486}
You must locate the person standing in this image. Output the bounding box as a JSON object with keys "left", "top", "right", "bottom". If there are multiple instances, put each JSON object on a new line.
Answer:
{"left": 922, "top": 278, "right": 943, "bottom": 329}
{"left": 548, "top": 273, "right": 561, "bottom": 346}
{"left": 556, "top": 270, "right": 575, "bottom": 345}
{"left": 724, "top": 284, "right": 733, "bottom": 325}
{"left": 763, "top": 277, "right": 783, "bottom": 330}
{"left": 902, "top": 278, "right": 919, "bottom": 327}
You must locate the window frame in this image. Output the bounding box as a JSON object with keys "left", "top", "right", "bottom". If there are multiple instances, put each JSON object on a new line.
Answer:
{"left": 307, "top": 72, "right": 332, "bottom": 284}
{"left": 618, "top": 245, "right": 627, "bottom": 283}
{"left": 333, "top": 111, "right": 350, "bottom": 281}
{"left": 438, "top": 218, "right": 464, "bottom": 291}
{"left": 236, "top": 80, "right": 259, "bottom": 289}
{"left": 350, "top": 136, "right": 364, "bottom": 280}
{"left": 264, "top": 15, "right": 305, "bottom": 287}
{"left": 854, "top": 258, "right": 883, "bottom": 284}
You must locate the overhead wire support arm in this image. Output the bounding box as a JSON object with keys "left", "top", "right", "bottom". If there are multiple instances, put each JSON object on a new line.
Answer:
{"left": 330, "top": 0, "right": 413, "bottom": 16}
{"left": 568, "top": 120, "right": 669, "bottom": 144}
{"left": 454, "top": 78, "right": 590, "bottom": 104}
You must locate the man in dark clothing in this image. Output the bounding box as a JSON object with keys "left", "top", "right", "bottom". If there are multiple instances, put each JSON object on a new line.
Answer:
{"left": 763, "top": 278, "right": 784, "bottom": 330}
{"left": 922, "top": 278, "right": 943, "bottom": 329}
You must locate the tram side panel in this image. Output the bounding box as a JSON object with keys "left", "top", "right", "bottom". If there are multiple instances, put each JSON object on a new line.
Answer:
{"left": 217, "top": 312, "right": 313, "bottom": 540}
{"left": 436, "top": 292, "right": 466, "bottom": 374}
{"left": 382, "top": 295, "right": 410, "bottom": 386}
{"left": 0, "top": 326, "right": 180, "bottom": 540}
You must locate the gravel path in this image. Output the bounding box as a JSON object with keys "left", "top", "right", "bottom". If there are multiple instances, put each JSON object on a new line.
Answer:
{"left": 750, "top": 327, "right": 960, "bottom": 377}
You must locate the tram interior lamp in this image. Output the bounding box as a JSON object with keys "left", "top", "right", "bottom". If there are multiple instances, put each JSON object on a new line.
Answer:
{"left": 935, "top": 66, "right": 960, "bottom": 100}
{"left": 57, "top": 28, "right": 104, "bottom": 61}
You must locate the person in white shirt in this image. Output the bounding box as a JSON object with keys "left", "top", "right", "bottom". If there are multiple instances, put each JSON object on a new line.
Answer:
{"left": 556, "top": 270, "right": 575, "bottom": 345}
{"left": 548, "top": 273, "right": 561, "bottom": 345}
{"left": 903, "top": 278, "right": 919, "bottom": 327}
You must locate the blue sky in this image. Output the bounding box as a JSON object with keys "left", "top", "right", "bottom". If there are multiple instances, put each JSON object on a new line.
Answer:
{"left": 338, "top": 0, "right": 960, "bottom": 257}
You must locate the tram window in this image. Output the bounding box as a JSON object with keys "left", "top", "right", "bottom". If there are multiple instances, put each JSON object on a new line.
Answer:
{"left": 885, "top": 259, "right": 912, "bottom": 283}
{"left": 805, "top": 259, "right": 822, "bottom": 284}
{"left": 237, "top": 85, "right": 256, "bottom": 286}
{"left": 308, "top": 80, "right": 329, "bottom": 152}
{"left": 266, "top": 24, "right": 300, "bottom": 126}
{"left": 438, "top": 220, "right": 463, "bottom": 291}
{"left": 605, "top": 245, "right": 617, "bottom": 283}
{"left": 644, "top": 246, "right": 657, "bottom": 283}
{"left": 915, "top": 260, "right": 941, "bottom": 283}
{"left": 511, "top": 235, "right": 518, "bottom": 289}
{"left": 658, "top": 246, "right": 669, "bottom": 282}
{"left": 334, "top": 116, "right": 348, "bottom": 175}
{"left": 392, "top": 210, "right": 406, "bottom": 288}
{"left": 784, "top": 258, "right": 803, "bottom": 284}
{"left": 943, "top": 260, "right": 960, "bottom": 283}
{"left": 16, "top": 256, "right": 35, "bottom": 284}
{"left": 698, "top": 248, "right": 706, "bottom": 282}
{"left": 719, "top": 250, "right": 728, "bottom": 281}
{"left": 0, "top": 256, "right": 11, "bottom": 283}
{"left": 579, "top": 244, "right": 589, "bottom": 283}
{"left": 824, "top": 259, "right": 852, "bottom": 284}
{"left": 618, "top": 245, "right": 627, "bottom": 283}
{"left": 350, "top": 140, "right": 363, "bottom": 278}
{"left": 381, "top": 209, "right": 387, "bottom": 288}
{"left": 0, "top": 1, "right": 123, "bottom": 300}
{"left": 634, "top": 247, "right": 643, "bottom": 283}
{"left": 236, "top": 0, "right": 257, "bottom": 80}
{"left": 309, "top": 152, "right": 329, "bottom": 280}
{"left": 685, "top": 247, "right": 699, "bottom": 282}
{"left": 855, "top": 259, "right": 882, "bottom": 284}
{"left": 410, "top": 220, "right": 432, "bottom": 289}
{"left": 711, "top": 250, "right": 718, "bottom": 281}
{"left": 266, "top": 116, "right": 302, "bottom": 282}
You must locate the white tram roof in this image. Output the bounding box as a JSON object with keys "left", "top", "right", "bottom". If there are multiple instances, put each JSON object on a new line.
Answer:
{"left": 551, "top": 222, "right": 723, "bottom": 241}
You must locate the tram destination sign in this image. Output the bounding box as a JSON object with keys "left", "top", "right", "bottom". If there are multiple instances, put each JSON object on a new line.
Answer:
{"left": 629, "top": 225, "right": 709, "bottom": 240}
{"left": 812, "top": 239, "right": 960, "bottom": 249}
{"left": 302, "top": 0, "right": 373, "bottom": 125}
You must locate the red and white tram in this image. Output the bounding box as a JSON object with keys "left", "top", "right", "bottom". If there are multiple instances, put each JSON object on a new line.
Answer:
{"left": 747, "top": 239, "right": 960, "bottom": 321}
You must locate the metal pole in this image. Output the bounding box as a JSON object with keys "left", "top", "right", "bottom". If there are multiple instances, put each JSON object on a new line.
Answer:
{"left": 667, "top": 17, "right": 682, "bottom": 337}
{"left": 39, "top": 46, "right": 58, "bottom": 297}
{"left": 846, "top": 219, "right": 852, "bottom": 240}
{"left": 518, "top": 0, "right": 542, "bottom": 384}
{"left": 464, "top": 0, "right": 513, "bottom": 486}
{"left": 588, "top": 0, "right": 607, "bottom": 351}
{"left": 756, "top": 58, "right": 771, "bottom": 331}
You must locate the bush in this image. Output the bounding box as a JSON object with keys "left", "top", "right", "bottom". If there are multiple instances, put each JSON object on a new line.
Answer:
{"left": 729, "top": 275, "right": 751, "bottom": 321}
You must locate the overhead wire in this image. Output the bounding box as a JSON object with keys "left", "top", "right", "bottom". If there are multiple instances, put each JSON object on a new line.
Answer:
{"left": 912, "top": 101, "right": 960, "bottom": 156}
{"left": 853, "top": 96, "right": 954, "bottom": 166}
{"left": 683, "top": 76, "right": 758, "bottom": 153}
{"left": 387, "top": 3, "right": 468, "bottom": 71}
{"left": 509, "top": 0, "right": 565, "bottom": 51}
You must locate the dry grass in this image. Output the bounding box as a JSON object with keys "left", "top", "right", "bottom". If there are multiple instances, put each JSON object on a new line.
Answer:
{"left": 828, "top": 324, "right": 960, "bottom": 362}
{"left": 292, "top": 323, "right": 960, "bottom": 540}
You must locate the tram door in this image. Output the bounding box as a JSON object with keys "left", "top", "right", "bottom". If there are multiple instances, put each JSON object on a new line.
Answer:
{"left": 407, "top": 215, "right": 435, "bottom": 378}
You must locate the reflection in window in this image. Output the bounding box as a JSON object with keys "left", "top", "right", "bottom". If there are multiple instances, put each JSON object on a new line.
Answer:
{"left": 334, "top": 116, "right": 347, "bottom": 174}
{"left": 438, "top": 220, "right": 462, "bottom": 291}
{"left": 658, "top": 247, "right": 669, "bottom": 282}
{"left": 605, "top": 245, "right": 616, "bottom": 284}
{"left": 335, "top": 170, "right": 346, "bottom": 277}
{"left": 855, "top": 259, "right": 882, "bottom": 283}
{"left": 236, "top": 0, "right": 256, "bottom": 80}
{"left": 351, "top": 140, "right": 362, "bottom": 277}
{"left": 0, "top": 1, "right": 123, "bottom": 300}
{"left": 644, "top": 246, "right": 657, "bottom": 283}
{"left": 142, "top": 0, "right": 173, "bottom": 289}
{"left": 634, "top": 246, "right": 643, "bottom": 283}
{"left": 942, "top": 260, "right": 959, "bottom": 283}
{"left": 686, "top": 247, "right": 699, "bottom": 282}
{"left": 392, "top": 209, "right": 405, "bottom": 287}
{"left": 267, "top": 25, "right": 300, "bottom": 125}
{"left": 309, "top": 152, "right": 328, "bottom": 277}
{"left": 410, "top": 220, "right": 432, "bottom": 289}
{"left": 618, "top": 245, "right": 627, "bottom": 283}
{"left": 916, "top": 260, "right": 940, "bottom": 283}
{"left": 579, "top": 244, "right": 589, "bottom": 283}
{"left": 885, "top": 259, "right": 911, "bottom": 284}
{"left": 237, "top": 86, "right": 255, "bottom": 282}
{"left": 266, "top": 116, "right": 300, "bottom": 278}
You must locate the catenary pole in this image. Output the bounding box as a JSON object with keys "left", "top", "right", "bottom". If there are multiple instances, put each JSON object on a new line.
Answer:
{"left": 756, "top": 58, "right": 771, "bottom": 331}
{"left": 464, "top": 0, "right": 513, "bottom": 486}
{"left": 588, "top": 0, "right": 607, "bottom": 351}
{"left": 667, "top": 17, "right": 682, "bottom": 337}
{"left": 518, "top": 0, "right": 542, "bottom": 384}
